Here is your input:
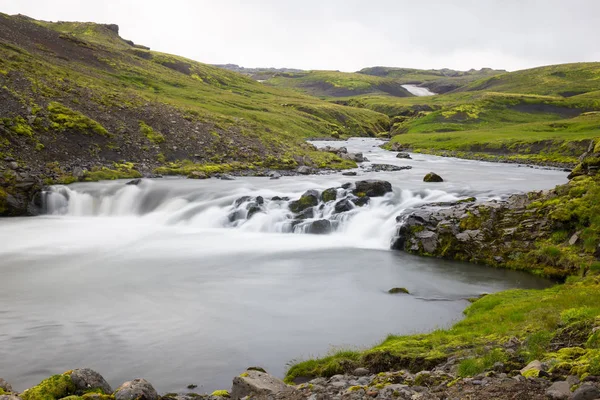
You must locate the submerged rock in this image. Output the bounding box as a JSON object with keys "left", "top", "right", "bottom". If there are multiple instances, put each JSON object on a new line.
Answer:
{"left": 423, "top": 172, "right": 443, "bottom": 182}
{"left": 231, "top": 370, "right": 294, "bottom": 399}
{"left": 368, "top": 164, "right": 412, "bottom": 172}
{"left": 334, "top": 199, "right": 354, "bottom": 213}
{"left": 353, "top": 180, "right": 392, "bottom": 197}
{"left": 114, "top": 379, "right": 158, "bottom": 400}
{"left": 126, "top": 178, "right": 142, "bottom": 185}
{"left": 306, "top": 219, "right": 332, "bottom": 235}
{"left": 396, "top": 152, "right": 412, "bottom": 159}
{"left": 342, "top": 171, "right": 357, "bottom": 176}
{"left": 388, "top": 287, "right": 410, "bottom": 294}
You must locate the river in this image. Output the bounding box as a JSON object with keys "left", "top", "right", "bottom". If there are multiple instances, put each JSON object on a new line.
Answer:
{"left": 0, "top": 139, "right": 566, "bottom": 393}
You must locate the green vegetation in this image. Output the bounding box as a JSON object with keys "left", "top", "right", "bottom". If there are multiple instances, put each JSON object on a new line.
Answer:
{"left": 47, "top": 102, "right": 109, "bottom": 136}
{"left": 210, "top": 390, "right": 230, "bottom": 397}
{"left": 21, "top": 373, "right": 76, "bottom": 400}
{"left": 138, "top": 121, "right": 165, "bottom": 144}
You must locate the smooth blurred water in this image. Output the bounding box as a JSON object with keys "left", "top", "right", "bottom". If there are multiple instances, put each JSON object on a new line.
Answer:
{"left": 0, "top": 138, "right": 566, "bottom": 393}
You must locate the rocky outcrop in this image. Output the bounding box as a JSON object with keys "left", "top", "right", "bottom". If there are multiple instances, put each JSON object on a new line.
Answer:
{"left": 114, "top": 378, "right": 158, "bottom": 400}
{"left": 231, "top": 370, "right": 294, "bottom": 399}
{"left": 320, "top": 145, "right": 367, "bottom": 163}
{"left": 70, "top": 368, "right": 113, "bottom": 394}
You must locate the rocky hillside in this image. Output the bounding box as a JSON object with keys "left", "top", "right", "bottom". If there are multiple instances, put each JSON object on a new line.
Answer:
{"left": 0, "top": 14, "right": 390, "bottom": 215}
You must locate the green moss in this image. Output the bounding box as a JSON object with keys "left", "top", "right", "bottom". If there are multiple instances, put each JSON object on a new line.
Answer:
{"left": 139, "top": 121, "right": 165, "bottom": 144}
{"left": 388, "top": 287, "right": 410, "bottom": 294}
{"left": 210, "top": 390, "right": 230, "bottom": 397}
{"left": 21, "top": 373, "right": 76, "bottom": 400}
{"left": 83, "top": 163, "right": 141, "bottom": 181}
{"left": 47, "top": 102, "right": 108, "bottom": 136}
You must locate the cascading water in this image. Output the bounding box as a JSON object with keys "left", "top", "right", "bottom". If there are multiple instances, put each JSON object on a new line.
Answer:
{"left": 42, "top": 179, "right": 464, "bottom": 249}
{"left": 0, "top": 138, "right": 568, "bottom": 393}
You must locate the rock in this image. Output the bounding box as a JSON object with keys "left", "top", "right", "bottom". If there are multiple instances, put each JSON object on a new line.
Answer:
{"left": 352, "top": 197, "right": 370, "bottom": 207}
{"left": 126, "top": 178, "right": 142, "bottom": 185}
{"left": 70, "top": 368, "right": 113, "bottom": 394}
{"left": 289, "top": 190, "right": 320, "bottom": 213}
{"left": 368, "top": 164, "right": 412, "bottom": 172}
{"left": 231, "top": 370, "right": 293, "bottom": 400}
{"left": 342, "top": 182, "right": 354, "bottom": 189}
{"left": 306, "top": 219, "right": 332, "bottom": 235}
{"left": 546, "top": 381, "right": 571, "bottom": 399}
{"left": 296, "top": 208, "right": 314, "bottom": 220}
{"left": 569, "top": 232, "right": 580, "bottom": 245}
{"left": 572, "top": 384, "right": 600, "bottom": 400}
{"left": 423, "top": 172, "right": 443, "bottom": 182}
{"left": 353, "top": 368, "right": 369, "bottom": 376}
{"left": 297, "top": 166, "right": 312, "bottom": 175}
{"left": 0, "top": 396, "right": 20, "bottom": 400}
{"left": 353, "top": 180, "right": 392, "bottom": 197}
{"left": 219, "top": 174, "right": 235, "bottom": 181}
{"left": 188, "top": 171, "right": 208, "bottom": 179}
{"left": 8, "top": 161, "right": 18, "bottom": 170}
{"left": 334, "top": 199, "right": 354, "bottom": 213}
{"left": 388, "top": 287, "right": 409, "bottom": 294}
{"left": 0, "top": 379, "right": 12, "bottom": 393}
{"left": 342, "top": 152, "right": 366, "bottom": 162}
{"left": 114, "top": 379, "right": 158, "bottom": 400}
{"left": 342, "top": 171, "right": 357, "bottom": 176}
{"left": 396, "top": 152, "right": 412, "bottom": 159}
{"left": 321, "top": 188, "right": 337, "bottom": 203}
{"left": 269, "top": 171, "right": 281, "bottom": 180}
{"left": 247, "top": 204, "right": 262, "bottom": 219}
{"left": 72, "top": 166, "right": 85, "bottom": 179}
{"left": 520, "top": 360, "right": 544, "bottom": 377}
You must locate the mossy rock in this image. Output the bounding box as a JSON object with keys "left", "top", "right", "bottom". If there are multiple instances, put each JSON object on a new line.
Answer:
{"left": 289, "top": 190, "right": 319, "bottom": 213}
{"left": 21, "top": 374, "right": 76, "bottom": 400}
{"left": 423, "top": 172, "right": 443, "bottom": 183}
{"left": 210, "top": 390, "right": 230, "bottom": 398}
{"left": 388, "top": 287, "right": 409, "bottom": 294}
{"left": 321, "top": 188, "right": 337, "bottom": 203}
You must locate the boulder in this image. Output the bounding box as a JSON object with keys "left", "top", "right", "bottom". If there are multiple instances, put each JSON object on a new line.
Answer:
{"left": 353, "top": 368, "right": 370, "bottom": 376}
{"left": 269, "top": 171, "right": 281, "bottom": 180}
{"left": 306, "top": 219, "right": 332, "bottom": 234}
{"left": 246, "top": 203, "right": 262, "bottom": 219}
{"left": 352, "top": 197, "right": 370, "bottom": 207}
{"left": 321, "top": 188, "right": 337, "bottom": 203}
{"left": 231, "top": 370, "right": 293, "bottom": 400}
{"left": 219, "top": 174, "right": 235, "bottom": 181}
{"left": 354, "top": 180, "right": 392, "bottom": 197}
{"left": 0, "top": 379, "right": 12, "bottom": 393}
{"left": 297, "top": 166, "right": 312, "bottom": 175}
{"left": 70, "top": 368, "right": 113, "bottom": 394}
{"left": 546, "top": 381, "right": 571, "bottom": 399}
{"left": 423, "top": 172, "right": 443, "bottom": 182}
{"left": 334, "top": 199, "right": 353, "bottom": 213}
{"left": 114, "top": 379, "right": 158, "bottom": 400}
{"left": 520, "top": 360, "right": 544, "bottom": 377}
{"left": 572, "top": 384, "right": 600, "bottom": 400}
{"left": 341, "top": 171, "right": 357, "bottom": 176}
{"left": 396, "top": 152, "right": 412, "bottom": 159}
{"left": 289, "top": 190, "right": 319, "bottom": 213}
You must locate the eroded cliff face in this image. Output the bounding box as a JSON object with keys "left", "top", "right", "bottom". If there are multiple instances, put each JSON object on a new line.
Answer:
{"left": 393, "top": 144, "right": 600, "bottom": 279}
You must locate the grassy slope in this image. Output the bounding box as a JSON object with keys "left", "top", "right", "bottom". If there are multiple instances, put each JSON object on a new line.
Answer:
{"left": 264, "top": 70, "right": 414, "bottom": 98}
{"left": 0, "top": 14, "right": 390, "bottom": 183}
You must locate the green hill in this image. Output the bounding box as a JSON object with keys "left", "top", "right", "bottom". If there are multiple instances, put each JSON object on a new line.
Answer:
{"left": 0, "top": 14, "right": 390, "bottom": 214}
{"left": 264, "top": 70, "right": 414, "bottom": 98}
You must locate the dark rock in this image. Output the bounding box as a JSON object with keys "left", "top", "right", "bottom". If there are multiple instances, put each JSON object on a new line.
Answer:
{"left": 572, "top": 384, "right": 600, "bottom": 400}
{"left": 246, "top": 367, "right": 267, "bottom": 373}
{"left": 334, "top": 199, "right": 354, "bottom": 213}
{"left": 354, "top": 180, "right": 392, "bottom": 197}
{"left": 342, "top": 171, "right": 357, "bottom": 176}
{"left": 388, "top": 287, "right": 409, "bottom": 294}
{"left": 296, "top": 208, "right": 314, "bottom": 220}
{"left": 368, "top": 164, "right": 412, "bottom": 172}
{"left": 321, "top": 188, "right": 337, "bottom": 203}
{"left": 396, "top": 152, "right": 412, "bottom": 159}
{"left": 114, "top": 379, "right": 158, "bottom": 400}
{"left": 306, "top": 219, "right": 332, "bottom": 234}
{"left": 423, "top": 172, "right": 444, "bottom": 182}
{"left": 231, "top": 370, "right": 293, "bottom": 400}
{"left": 352, "top": 197, "right": 370, "bottom": 207}
{"left": 234, "top": 196, "right": 251, "bottom": 207}
{"left": 247, "top": 204, "right": 262, "bottom": 219}
{"left": 126, "top": 178, "right": 142, "bottom": 185}
{"left": 341, "top": 182, "right": 354, "bottom": 189}
{"left": 289, "top": 190, "right": 319, "bottom": 213}
{"left": 70, "top": 368, "right": 112, "bottom": 394}
{"left": 256, "top": 196, "right": 264, "bottom": 205}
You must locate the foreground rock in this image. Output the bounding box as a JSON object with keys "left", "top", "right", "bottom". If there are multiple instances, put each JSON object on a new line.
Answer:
{"left": 353, "top": 180, "right": 392, "bottom": 197}
{"left": 231, "top": 370, "right": 295, "bottom": 399}
{"left": 115, "top": 378, "right": 158, "bottom": 400}
{"left": 70, "top": 368, "right": 113, "bottom": 394}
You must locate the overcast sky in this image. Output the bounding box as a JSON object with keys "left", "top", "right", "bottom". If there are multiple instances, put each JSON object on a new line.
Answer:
{"left": 1, "top": 0, "right": 599, "bottom": 72}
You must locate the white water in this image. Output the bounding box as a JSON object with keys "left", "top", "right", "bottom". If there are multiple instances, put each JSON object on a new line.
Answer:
{"left": 0, "top": 139, "right": 568, "bottom": 393}
{"left": 402, "top": 84, "right": 437, "bottom": 96}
